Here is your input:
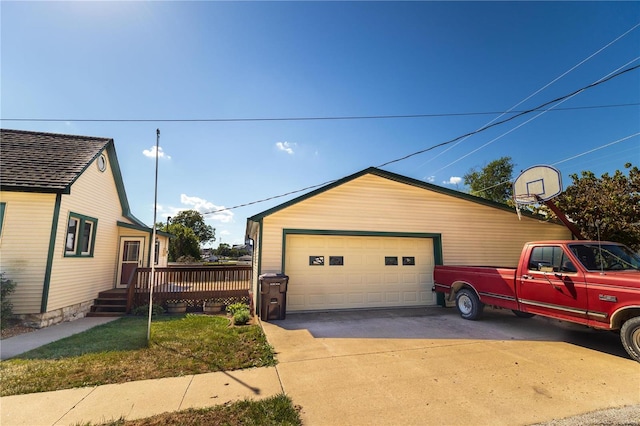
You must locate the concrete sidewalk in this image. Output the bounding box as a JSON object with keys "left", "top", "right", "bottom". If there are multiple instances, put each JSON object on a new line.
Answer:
{"left": 1, "top": 368, "right": 283, "bottom": 425}
{"left": 1, "top": 317, "right": 120, "bottom": 360}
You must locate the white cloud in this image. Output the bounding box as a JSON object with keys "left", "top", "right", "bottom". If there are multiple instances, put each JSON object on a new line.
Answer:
{"left": 425, "top": 176, "right": 435, "bottom": 183}
{"left": 276, "top": 141, "right": 296, "bottom": 155}
{"left": 142, "top": 145, "right": 172, "bottom": 160}
{"left": 180, "top": 194, "right": 234, "bottom": 223}
{"left": 443, "top": 176, "right": 462, "bottom": 186}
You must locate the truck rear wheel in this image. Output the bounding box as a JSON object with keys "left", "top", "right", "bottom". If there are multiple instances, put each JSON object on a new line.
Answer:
{"left": 455, "top": 288, "right": 484, "bottom": 320}
{"left": 620, "top": 317, "right": 640, "bottom": 362}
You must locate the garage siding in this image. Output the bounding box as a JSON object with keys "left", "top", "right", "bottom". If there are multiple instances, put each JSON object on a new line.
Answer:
{"left": 259, "top": 174, "right": 569, "bottom": 271}
{"left": 250, "top": 171, "right": 571, "bottom": 312}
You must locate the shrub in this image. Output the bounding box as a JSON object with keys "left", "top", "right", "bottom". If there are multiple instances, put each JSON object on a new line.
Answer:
{"left": 233, "top": 309, "right": 251, "bottom": 325}
{"left": 1, "top": 273, "right": 17, "bottom": 328}
{"left": 226, "top": 302, "right": 249, "bottom": 316}
{"left": 131, "top": 304, "right": 165, "bottom": 316}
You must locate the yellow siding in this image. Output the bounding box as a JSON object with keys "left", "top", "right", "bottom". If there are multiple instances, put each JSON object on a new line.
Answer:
{"left": 0, "top": 191, "right": 55, "bottom": 314}
{"left": 47, "top": 155, "right": 138, "bottom": 311}
{"left": 259, "top": 174, "right": 571, "bottom": 274}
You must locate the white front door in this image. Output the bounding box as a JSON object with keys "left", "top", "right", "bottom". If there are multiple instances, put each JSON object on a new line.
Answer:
{"left": 117, "top": 237, "right": 145, "bottom": 288}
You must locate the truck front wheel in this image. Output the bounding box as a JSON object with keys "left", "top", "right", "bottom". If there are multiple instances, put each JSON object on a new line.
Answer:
{"left": 455, "top": 288, "right": 484, "bottom": 320}
{"left": 620, "top": 317, "right": 640, "bottom": 362}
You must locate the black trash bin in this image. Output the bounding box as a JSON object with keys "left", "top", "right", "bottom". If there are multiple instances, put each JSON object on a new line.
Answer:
{"left": 259, "top": 273, "right": 289, "bottom": 321}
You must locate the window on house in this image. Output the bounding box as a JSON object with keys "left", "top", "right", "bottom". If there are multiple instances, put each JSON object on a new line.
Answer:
{"left": 65, "top": 213, "right": 97, "bottom": 257}
{"left": 154, "top": 240, "right": 160, "bottom": 265}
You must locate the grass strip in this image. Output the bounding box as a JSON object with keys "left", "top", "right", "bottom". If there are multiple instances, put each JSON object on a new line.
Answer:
{"left": 86, "top": 393, "right": 302, "bottom": 426}
{"left": 0, "top": 314, "right": 275, "bottom": 396}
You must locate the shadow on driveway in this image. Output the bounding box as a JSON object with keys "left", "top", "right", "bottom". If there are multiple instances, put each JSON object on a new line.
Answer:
{"left": 272, "top": 306, "right": 629, "bottom": 360}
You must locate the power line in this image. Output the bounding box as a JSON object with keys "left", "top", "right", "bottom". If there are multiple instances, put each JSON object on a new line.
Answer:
{"left": 431, "top": 57, "right": 640, "bottom": 174}
{"left": 200, "top": 63, "right": 639, "bottom": 216}
{"left": 467, "top": 133, "right": 640, "bottom": 196}
{"left": 1, "top": 102, "right": 638, "bottom": 123}
{"left": 204, "top": 131, "right": 639, "bottom": 216}
{"left": 415, "top": 22, "right": 640, "bottom": 173}
{"left": 377, "top": 63, "right": 640, "bottom": 169}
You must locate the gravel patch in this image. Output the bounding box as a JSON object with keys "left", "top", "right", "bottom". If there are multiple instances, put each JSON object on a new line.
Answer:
{"left": 532, "top": 405, "right": 640, "bottom": 425}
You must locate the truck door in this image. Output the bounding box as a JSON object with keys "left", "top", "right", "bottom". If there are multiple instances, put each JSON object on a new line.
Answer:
{"left": 517, "top": 245, "right": 589, "bottom": 324}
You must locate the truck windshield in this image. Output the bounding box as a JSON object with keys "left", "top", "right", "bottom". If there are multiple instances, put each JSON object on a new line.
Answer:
{"left": 569, "top": 244, "right": 640, "bottom": 271}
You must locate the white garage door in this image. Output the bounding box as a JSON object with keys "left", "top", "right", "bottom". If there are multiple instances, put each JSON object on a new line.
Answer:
{"left": 284, "top": 234, "right": 435, "bottom": 311}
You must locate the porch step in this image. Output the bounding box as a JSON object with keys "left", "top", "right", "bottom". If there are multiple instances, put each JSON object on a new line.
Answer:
{"left": 88, "top": 289, "right": 128, "bottom": 317}
{"left": 87, "top": 311, "right": 126, "bottom": 317}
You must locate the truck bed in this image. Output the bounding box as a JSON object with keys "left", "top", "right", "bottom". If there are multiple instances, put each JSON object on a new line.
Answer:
{"left": 434, "top": 265, "right": 519, "bottom": 309}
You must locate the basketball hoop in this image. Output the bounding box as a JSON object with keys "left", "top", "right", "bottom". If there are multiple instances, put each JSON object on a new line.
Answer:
{"left": 512, "top": 165, "right": 563, "bottom": 220}
{"left": 513, "top": 165, "right": 562, "bottom": 204}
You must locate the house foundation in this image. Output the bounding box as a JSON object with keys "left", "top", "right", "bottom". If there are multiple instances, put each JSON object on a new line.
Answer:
{"left": 16, "top": 300, "right": 93, "bottom": 328}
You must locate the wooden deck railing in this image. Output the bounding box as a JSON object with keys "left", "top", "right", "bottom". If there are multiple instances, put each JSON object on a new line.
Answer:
{"left": 127, "top": 265, "right": 252, "bottom": 312}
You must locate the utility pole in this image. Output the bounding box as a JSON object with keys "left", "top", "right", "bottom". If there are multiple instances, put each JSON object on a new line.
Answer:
{"left": 147, "top": 129, "right": 160, "bottom": 342}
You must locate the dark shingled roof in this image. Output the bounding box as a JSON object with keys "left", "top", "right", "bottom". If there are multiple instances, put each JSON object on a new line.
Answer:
{"left": 1, "top": 129, "right": 112, "bottom": 193}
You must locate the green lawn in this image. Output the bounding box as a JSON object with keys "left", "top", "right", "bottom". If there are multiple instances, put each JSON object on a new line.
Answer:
{"left": 0, "top": 314, "right": 276, "bottom": 396}
{"left": 90, "top": 394, "right": 301, "bottom": 426}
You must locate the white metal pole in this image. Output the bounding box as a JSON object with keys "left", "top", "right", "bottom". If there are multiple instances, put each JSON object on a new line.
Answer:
{"left": 147, "top": 129, "right": 160, "bottom": 342}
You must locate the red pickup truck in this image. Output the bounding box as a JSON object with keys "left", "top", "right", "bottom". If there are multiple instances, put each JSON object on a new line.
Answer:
{"left": 433, "top": 240, "right": 640, "bottom": 362}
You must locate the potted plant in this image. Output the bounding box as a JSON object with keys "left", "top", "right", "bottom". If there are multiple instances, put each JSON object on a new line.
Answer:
{"left": 166, "top": 300, "right": 187, "bottom": 314}
{"left": 203, "top": 298, "right": 225, "bottom": 314}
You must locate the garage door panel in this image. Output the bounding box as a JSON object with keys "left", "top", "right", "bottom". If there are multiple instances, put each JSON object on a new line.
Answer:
{"left": 288, "top": 294, "right": 305, "bottom": 309}
{"left": 348, "top": 293, "right": 364, "bottom": 304}
{"left": 386, "top": 291, "right": 400, "bottom": 303}
{"left": 367, "top": 292, "right": 383, "bottom": 303}
{"left": 384, "top": 273, "right": 399, "bottom": 284}
{"left": 285, "top": 235, "right": 435, "bottom": 311}
{"left": 403, "top": 292, "right": 418, "bottom": 303}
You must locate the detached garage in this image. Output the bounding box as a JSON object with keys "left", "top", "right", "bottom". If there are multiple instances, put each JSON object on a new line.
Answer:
{"left": 245, "top": 167, "right": 571, "bottom": 315}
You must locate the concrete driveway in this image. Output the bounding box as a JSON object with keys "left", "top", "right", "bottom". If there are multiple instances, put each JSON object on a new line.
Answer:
{"left": 261, "top": 307, "right": 640, "bottom": 426}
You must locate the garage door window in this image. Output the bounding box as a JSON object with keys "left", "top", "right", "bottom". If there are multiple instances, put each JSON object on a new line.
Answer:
{"left": 403, "top": 257, "right": 415, "bottom": 266}
{"left": 309, "top": 256, "right": 324, "bottom": 266}
{"left": 329, "top": 256, "right": 344, "bottom": 266}
{"left": 385, "top": 256, "right": 398, "bottom": 266}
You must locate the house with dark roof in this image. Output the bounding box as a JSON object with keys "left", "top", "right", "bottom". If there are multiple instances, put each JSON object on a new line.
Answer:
{"left": 246, "top": 167, "right": 571, "bottom": 315}
{"left": 0, "top": 129, "right": 170, "bottom": 327}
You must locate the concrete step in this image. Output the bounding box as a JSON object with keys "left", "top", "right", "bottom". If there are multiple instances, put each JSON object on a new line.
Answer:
{"left": 86, "top": 311, "right": 126, "bottom": 317}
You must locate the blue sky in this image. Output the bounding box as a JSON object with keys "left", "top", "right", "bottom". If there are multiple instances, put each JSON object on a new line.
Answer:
{"left": 2, "top": 1, "right": 639, "bottom": 246}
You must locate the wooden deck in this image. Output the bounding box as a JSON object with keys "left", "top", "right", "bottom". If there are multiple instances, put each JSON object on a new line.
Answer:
{"left": 126, "top": 265, "right": 252, "bottom": 313}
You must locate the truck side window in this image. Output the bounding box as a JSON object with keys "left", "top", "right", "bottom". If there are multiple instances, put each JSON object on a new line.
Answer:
{"left": 570, "top": 245, "right": 598, "bottom": 270}
{"left": 529, "top": 246, "right": 565, "bottom": 272}
{"left": 560, "top": 254, "right": 577, "bottom": 273}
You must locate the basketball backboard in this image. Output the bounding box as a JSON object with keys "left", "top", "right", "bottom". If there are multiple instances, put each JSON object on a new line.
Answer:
{"left": 513, "top": 165, "right": 562, "bottom": 204}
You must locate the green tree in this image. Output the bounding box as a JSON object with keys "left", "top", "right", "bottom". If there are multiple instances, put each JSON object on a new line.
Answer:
{"left": 165, "top": 223, "right": 200, "bottom": 262}
{"left": 171, "top": 210, "right": 216, "bottom": 245}
{"left": 215, "top": 243, "right": 232, "bottom": 257}
{"left": 553, "top": 163, "right": 640, "bottom": 251}
{"left": 464, "top": 156, "right": 514, "bottom": 203}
